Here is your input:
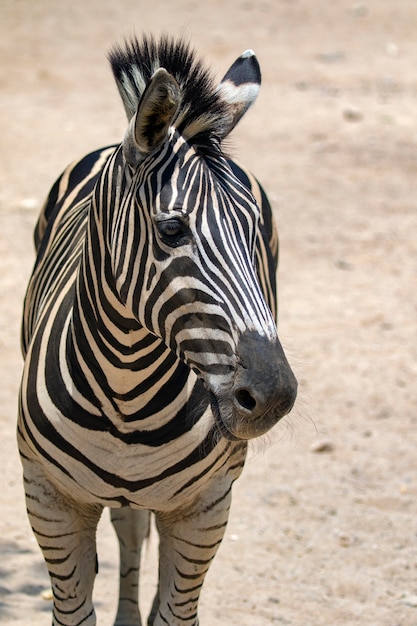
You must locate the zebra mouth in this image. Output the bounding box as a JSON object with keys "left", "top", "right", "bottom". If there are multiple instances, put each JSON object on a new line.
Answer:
{"left": 209, "top": 392, "right": 240, "bottom": 441}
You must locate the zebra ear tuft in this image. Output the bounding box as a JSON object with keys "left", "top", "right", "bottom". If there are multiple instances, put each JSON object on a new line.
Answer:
{"left": 217, "top": 50, "right": 261, "bottom": 138}
{"left": 123, "top": 68, "right": 181, "bottom": 168}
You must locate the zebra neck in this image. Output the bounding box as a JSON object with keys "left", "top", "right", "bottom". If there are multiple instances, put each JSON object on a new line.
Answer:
{"left": 70, "top": 204, "right": 197, "bottom": 429}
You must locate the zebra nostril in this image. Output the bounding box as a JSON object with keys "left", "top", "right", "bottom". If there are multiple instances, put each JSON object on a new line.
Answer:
{"left": 234, "top": 387, "right": 257, "bottom": 413}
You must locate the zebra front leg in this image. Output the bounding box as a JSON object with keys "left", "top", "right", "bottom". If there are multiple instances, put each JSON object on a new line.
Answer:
{"left": 149, "top": 479, "right": 233, "bottom": 626}
{"left": 22, "top": 457, "right": 102, "bottom": 626}
{"left": 111, "top": 507, "right": 151, "bottom": 626}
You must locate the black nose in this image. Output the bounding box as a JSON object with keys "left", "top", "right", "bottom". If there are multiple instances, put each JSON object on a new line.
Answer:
{"left": 232, "top": 331, "right": 297, "bottom": 421}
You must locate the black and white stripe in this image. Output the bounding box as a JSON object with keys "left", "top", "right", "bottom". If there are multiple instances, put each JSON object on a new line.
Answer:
{"left": 18, "top": 35, "right": 296, "bottom": 625}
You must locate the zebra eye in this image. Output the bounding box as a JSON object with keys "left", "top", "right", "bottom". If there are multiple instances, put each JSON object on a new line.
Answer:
{"left": 156, "top": 218, "right": 189, "bottom": 247}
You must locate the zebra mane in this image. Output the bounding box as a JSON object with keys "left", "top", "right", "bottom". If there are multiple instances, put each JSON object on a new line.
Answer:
{"left": 109, "top": 35, "right": 230, "bottom": 156}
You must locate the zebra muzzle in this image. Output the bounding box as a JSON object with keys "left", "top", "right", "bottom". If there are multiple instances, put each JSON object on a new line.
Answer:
{"left": 210, "top": 330, "right": 297, "bottom": 440}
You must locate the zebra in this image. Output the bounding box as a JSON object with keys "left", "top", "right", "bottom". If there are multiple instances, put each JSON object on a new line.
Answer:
{"left": 18, "top": 35, "right": 297, "bottom": 626}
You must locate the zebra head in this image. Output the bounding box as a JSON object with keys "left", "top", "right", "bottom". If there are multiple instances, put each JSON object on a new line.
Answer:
{"left": 108, "top": 37, "right": 297, "bottom": 440}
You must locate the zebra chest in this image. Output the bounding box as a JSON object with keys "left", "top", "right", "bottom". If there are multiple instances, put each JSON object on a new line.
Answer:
{"left": 23, "top": 399, "right": 233, "bottom": 510}
{"left": 21, "top": 327, "right": 235, "bottom": 509}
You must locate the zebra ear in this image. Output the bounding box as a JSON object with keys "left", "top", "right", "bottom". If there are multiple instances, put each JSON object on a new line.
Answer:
{"left": 123, "top": 68, "right": 181, "bottom": 168}
{"left": 217, "top": 50, "right": 261, "bottom": 137}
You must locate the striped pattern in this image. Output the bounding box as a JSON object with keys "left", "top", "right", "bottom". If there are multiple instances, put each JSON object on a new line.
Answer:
{"left": 18, "top": 36, "right": 296, "bottom": 626}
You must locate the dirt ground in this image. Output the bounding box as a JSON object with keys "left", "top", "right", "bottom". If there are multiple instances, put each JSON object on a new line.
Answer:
{"left": 1, "top": 1, "right": 416, "bottom": 624}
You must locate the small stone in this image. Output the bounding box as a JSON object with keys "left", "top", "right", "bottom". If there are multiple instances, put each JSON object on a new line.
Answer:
{"left": 40, "top": 588, "right": 53, "bottom": 601}
{"left": 338, "top": 534, "right": 353, "bottom": 548}
{"left": 310, "top": 439, "right": 335, "bottom": 453}
{"left": 343, "top": 106, "right": 363, "bottom": 122}
{"left": 229, "top": 534, "right": 239, "bottom": 542}
{"left": 401, "top": 595, "right": 417, "bottom": 607}
{"left": 386, "top": 43, "right": 399, "bottom": 57}
{"left": 317, "top": 51, "right": 345, "bottom": 64}
{"left": 295, "top": 80, "right": 309, "bottom": 91}
{"left": 351, "top": 4, "right": 368, "bottom": 18}
{"left": 19, "top": 198, "right": 38, "bottom": 211}
{"left": 268, "top": 596, "right": 280, "bottom": 604}
{"left": 336, "top": 259, "right": 354, "bottom": 271}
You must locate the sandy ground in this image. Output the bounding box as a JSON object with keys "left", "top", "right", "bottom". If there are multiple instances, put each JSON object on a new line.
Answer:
{"left": 1, "top": 1, "right": 417, "bottom": 624}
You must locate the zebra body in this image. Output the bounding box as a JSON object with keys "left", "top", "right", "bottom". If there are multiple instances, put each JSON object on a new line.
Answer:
{"left": 18, "top": 37, "right": 297, "bottom": 625}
